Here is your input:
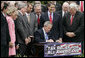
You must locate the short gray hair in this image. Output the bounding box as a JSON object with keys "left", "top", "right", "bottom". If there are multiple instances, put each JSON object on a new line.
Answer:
{"left": 44, "top": 21, "right": 52, "bottom": 27}
{"left": 18, "top": 2, "right": 27, "bottom": 10}
{"left": 34, "top": 4, "right": 41, "bottom": 9}
{"left": 69, "top": 3, "right": 78, "bottom": 10}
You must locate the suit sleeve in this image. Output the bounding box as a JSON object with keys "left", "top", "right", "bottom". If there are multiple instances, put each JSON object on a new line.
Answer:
{"left": 34, "top": 14, "right": 38, "bottom": 33}
{"left": 34, "top": 31, "right": 44, "bottom": 42}
{"left": 74, "top": 13, "right": 84, "bottom": 36}
{"left": 62, "top": 14, "right": 67, "bottom": 34}
{"left": 58, "top": 15, "right": 63, "bottom": 38}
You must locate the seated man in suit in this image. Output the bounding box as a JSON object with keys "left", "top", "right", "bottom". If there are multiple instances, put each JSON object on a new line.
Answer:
{"left": 34, "top": 21, "right": 54, "bottom": 43}
{"left": 34, "top": 21, "right": 62, "bottom": 43}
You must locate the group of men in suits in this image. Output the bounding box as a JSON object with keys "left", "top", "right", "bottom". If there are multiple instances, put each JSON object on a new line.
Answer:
{"left": 38, "top": 3, "right": 63, "bottom": 43}
{"left": 1, "top": 1, "right": 84, "bottom": 57}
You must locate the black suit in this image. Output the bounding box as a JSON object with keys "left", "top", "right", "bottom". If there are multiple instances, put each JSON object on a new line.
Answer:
{"left": 1, "top": 12, "right": 10, "bottom": 57}
{"left": 40, "top": 12, "right": 63, "bottom": 41}
{"left": 34, "top": 28, "right": 54, "bottom": 43}
{"left": 62, "top": 11, "right": 84, "bottom": 42}
{"left": 34, "top": 29, "right": 46, "bottom": 43}
{"left": 57, "top": 10, "right": 62, "bottom": 17}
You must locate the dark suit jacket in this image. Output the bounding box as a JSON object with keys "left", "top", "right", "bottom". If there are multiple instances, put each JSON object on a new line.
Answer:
{"left": 34, "top": 29, "right": 54, "bottom": 43}
{"left": 32, "top": 12, "right": 45, "bottom": 29}
{"left": 34, "top": 29, "right": 45, "bottom": 43}
{"left": 40, "top": 12, "right": 63, "bottom": 41}
{"left": 55, "top": 2, "right": 62, "bottom": 11}
{"left": 62, "top": 11, "right": 84, "bottom": 42}
{"left": 15, "top": 12, "right": 31, "bottom": 44}
{"left": 1, "top": 12, "right": 10, "bottom": 46}
{"left": 57, "top": 10, "right": 62, "bottom": 17}
{"left": 1, "top": 12, "right": 10, "bottom": 57}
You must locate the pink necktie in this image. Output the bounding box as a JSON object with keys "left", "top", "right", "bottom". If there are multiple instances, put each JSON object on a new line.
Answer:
{"left": 70, "top": 15, "right": 74, "bottom": 25}
{"left": 49, "top": 13, "right": 52, "bottom": 23}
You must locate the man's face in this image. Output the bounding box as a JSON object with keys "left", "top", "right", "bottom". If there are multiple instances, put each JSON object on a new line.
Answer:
{"left": 62, "top": 6, "right": 69, "bottom": 12}
{"left": 27, "top": 5, "right": 33, "bottom": 13}
{"left": 44, "top": 25, "right": 52, "bottom": 33}
{"left": 22, "top": 6, "right": 27, "bottom": 14}
{"left": 48, "top": 4, "right": 55, "bottom": 13}
{"left": 53, "top": 7, "right": 56, "bottom": 12}
{"left": 69, "top": 7, "right": 76, "bottom": 15}
{"left": 35, "top": 6, "right": 41, "bottom": 15}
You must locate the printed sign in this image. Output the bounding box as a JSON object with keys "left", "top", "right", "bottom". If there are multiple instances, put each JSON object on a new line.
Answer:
{"left": 44, "top": 42, "right": 82, "bottom": 57}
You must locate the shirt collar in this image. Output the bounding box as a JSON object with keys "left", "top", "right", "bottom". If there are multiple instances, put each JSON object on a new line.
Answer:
{"left": 2, "top": 12, "right": 6, "bottom": 17}
{"left": 42, "top": 28, "right": 46, "bottom": 34}
{"left": 42, "top": 28, "right": 47, "bottom": 37}
{"left": 18, "top": 10, "right": 24, "bottom": 16}
{"left": 48, "top": 11, "right": 53, "bottom": 15}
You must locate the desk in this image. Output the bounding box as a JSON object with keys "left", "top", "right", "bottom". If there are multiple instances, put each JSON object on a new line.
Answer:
{"left": 32, "top": 42, "right": 47, "bottom": 57}
{"left": 32, "top": 42, "right": 82, "bottom": 57}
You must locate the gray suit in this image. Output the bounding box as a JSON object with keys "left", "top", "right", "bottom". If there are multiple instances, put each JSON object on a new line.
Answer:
{"left": 15, "top": 11, "right": 31, "bottom": 44}
{"left": 26, "top": 13, "right": 38, "bottom": 36}
{"left": 15, "top": 11, "right": 32, "bottom": 56}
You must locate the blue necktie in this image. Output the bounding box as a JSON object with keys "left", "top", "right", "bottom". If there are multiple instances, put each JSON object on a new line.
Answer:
{"left": 45, "top": 33, "right": 48, "bottom": 40}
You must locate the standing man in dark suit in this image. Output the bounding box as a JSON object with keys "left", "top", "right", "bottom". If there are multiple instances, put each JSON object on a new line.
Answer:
{"left": 62, "top": 3, "right": 84, "bottom": 42}
{"left": 33, "top": 4, "right": 45, "bottom": 29}
{"left": 57, "top": 2, "right": 69, "bottom": 17}
{"left": 1, "top": 2, "right": 11, "bottom": 57}
{"left": 40, "top": 3, "right": 63, "bottom": 43}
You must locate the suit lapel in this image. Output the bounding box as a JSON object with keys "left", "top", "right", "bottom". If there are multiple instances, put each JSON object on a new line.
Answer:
{"left": 46, "top": 12, "right": 49, "bottom": 21}
{"left": 41, "top": 29, "right": 45, "bottom": 41}
{"left": 72, "top": 12, "right": 78, "bottom": 25}
{"left": 67, "top": 13, "right": 71, "bottom": 26}
{"left": 53, "top": 13, "right": 55, "bottom": 23}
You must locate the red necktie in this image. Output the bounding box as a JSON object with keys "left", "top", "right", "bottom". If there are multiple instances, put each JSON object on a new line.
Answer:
{"left": 81, "top": 1, "right": 83, "bottom": 12}
{"left": 37, "top": 15, "right": 40, "bottom": 24}
{"left": 70, "top": 15, "right": 74, "bottom": 25}
{"left": 49, "top": 13, "right": 52, "bottom": 23}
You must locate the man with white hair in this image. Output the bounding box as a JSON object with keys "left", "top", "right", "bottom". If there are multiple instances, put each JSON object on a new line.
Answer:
{"left": 58, "top": 2, "right": 70, "bottom": 17}
{"left": 62, "top": 3, "right": 84, "bottom": 43}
